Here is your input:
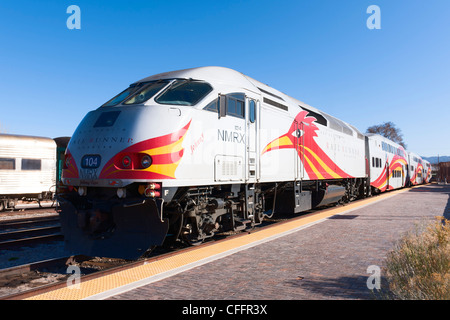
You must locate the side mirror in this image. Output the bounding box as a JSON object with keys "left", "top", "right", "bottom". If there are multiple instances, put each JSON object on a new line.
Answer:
{"left": 219, "top": 94, "right": 227, "bottom": 118}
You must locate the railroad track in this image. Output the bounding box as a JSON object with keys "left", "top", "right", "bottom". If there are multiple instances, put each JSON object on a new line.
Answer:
{"left": 0, "top": 193, "right": 387, "bottom": 300}
{"left": 0, "top": 207, "right": 335, "bottom": 300}
{"left": 0, "top": 215, "right": 62, "bottom": 250}
{"left": 0, "top": 255, "right": 132, "bottom": 299}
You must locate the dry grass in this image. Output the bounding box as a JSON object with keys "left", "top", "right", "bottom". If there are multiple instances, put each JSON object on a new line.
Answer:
{"left": 384, "top": 217, "right": 450, "bottom": 300}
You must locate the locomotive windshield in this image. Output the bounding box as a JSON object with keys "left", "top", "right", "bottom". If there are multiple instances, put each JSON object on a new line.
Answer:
{"left": 155, "top": 80, "right": 213, "bottom": 106}
{"left": 101, "top": 80, "right": 170, "bottom": 107}
{"left": 102, "top": 83, "right": 144, "bottom": 107}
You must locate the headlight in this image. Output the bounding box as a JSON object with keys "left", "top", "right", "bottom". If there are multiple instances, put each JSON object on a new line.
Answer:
{"left": 141, "top": 155, "right": 152, "bottom": 168}
{"left": 78, "top": 186, "right": 87, "bottom": 196}
{"left": 122, "top": 156, "right": 131, "bottom": 168}
{"left": 117, "top": 188, "right": 126, "bottom": 198}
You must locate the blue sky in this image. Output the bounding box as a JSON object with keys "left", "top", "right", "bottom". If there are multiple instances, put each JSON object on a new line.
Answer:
{"left": 0, "top": 0, "right": 449, "bottom": 157}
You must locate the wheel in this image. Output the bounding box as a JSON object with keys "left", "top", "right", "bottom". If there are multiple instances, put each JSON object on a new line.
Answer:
{"left": 181, "top": 220, "right": 205, "bottom": 246}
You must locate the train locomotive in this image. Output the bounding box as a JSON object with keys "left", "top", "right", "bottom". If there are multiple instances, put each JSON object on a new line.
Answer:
{"left": 59, "top": 66, "right": 427, "bottom": 259}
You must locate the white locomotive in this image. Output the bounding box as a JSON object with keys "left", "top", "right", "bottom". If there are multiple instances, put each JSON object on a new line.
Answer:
{"left": 0, "top": 134, "right": 57, "bottom": 211}
{"left": 59, "top": 66, "right": 426, "bottom": 259}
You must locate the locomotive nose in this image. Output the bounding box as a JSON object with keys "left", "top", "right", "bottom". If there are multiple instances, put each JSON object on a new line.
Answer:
{"left": 63, "top": 106, "right": 190, "bottom": 186}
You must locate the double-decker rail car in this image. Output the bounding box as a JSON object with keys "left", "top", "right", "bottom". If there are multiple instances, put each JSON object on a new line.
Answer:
{"left": 58, "top": 66, "right": 426, "bottom": 259}
{"left": 0, "top": 134, "right": 57, "bottom": 211}
{"left": 422, "top": 159, "right": 432, "bottom": 183}
{"left": 407, "top": 151, "right": 424, "bottom": 186}
{"left": 366, "top": 134, "right": 408, "bottom": 193}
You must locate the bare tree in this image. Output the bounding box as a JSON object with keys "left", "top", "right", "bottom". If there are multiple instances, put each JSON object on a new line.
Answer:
{"left": 366, "top": 121, "right": 407, "bottom": 149}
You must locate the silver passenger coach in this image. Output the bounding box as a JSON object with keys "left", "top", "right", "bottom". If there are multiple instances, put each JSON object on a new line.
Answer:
{"left": 0, "top": 134, "right": 56, "bottom": 210}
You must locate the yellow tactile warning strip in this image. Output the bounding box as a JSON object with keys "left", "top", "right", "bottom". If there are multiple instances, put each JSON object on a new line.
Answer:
{"left": 26, "top": 187, "right": 412, "bottom": 300}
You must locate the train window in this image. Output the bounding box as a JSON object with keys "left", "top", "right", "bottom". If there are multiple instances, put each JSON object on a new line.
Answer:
{"left": 155, "top": 80, "right": 213, "bottom": 106}
{"left": 21, "top": 159, "right": 41, "bottom": 171}
{"left": 249, "top": 100, "right": 256, "bottom": 123}
{"left": 228, "top": 98, "right": 236, "bottom": 115}
{"left": 101, "top": 83, "right": 145, "bottom": 107}
{"left": 204, "top": 98, "right": 218, "bottom": 113}
{"left": 124, "top": 80, "right": 170, "bottom": 105}
{"left": 236, "top": 100, "right": 243, "bottom": 116}
{"left": 226, "top": 94, "right": 245, "bottom": 118}
{"left": 372, "top": 157, "right": 375, "bottom": 167}
{"left": 0, "top": 158, "right": 15, "bottom": 170}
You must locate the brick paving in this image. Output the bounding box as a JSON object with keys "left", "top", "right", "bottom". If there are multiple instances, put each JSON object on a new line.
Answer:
{"left": 108, "top": 184, "right": 450, "bottom": 300}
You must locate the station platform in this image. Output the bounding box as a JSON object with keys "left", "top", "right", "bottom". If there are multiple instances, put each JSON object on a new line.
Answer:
{"left": 26, "top": 184, "right": 449, "bottom": 300}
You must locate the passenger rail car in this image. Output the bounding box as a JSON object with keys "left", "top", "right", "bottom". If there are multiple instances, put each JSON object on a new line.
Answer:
{"left": 422, "top": 159, "right": 432, "bottom": 184}
{"left": 59, "top": 66, "right": 426, "bottom": 259}
{"left": 366, "top": 134, "right": 408, "bottom": 193}
{"left": 407, "top": 151, "right": 424, "bottom": 186}
{"left": 0, "top": 134, "right": 57, "bottom": 211}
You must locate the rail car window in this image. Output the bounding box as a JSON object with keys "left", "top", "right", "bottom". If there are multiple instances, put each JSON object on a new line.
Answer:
{"left": 372, "top": 157, "right": 383, "bottom": 168}
{"left": 21, "top": 159, "right": 41, "bottom": 170}
{"left": 155, "top": 80, "right": 213, "bottom": 106}
{"left": 124, "top": 80, "right": 170, "bottom": 105}
{"left": 0, "top": 158, "right": 15, "bottom": 170}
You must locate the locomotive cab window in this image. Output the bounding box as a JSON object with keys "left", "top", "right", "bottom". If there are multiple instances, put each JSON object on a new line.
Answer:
{"left": 101, "top": 83, "right": 145, "bottom": 107}
{"left": 227, "top": 94, "right": 245, "bottom": 118}
{"left": 124, "top": 80, "right": 170, "bottom": 105}
{"left": 155, "top": 80, "right": 213, "bottom": 106}
{"left": 212, "top": 93, "right": 245, "bottom": 119}
{"left": 204, "top": 98, "right": 218, "bottom": 113}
